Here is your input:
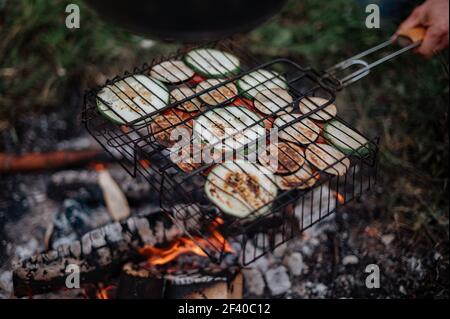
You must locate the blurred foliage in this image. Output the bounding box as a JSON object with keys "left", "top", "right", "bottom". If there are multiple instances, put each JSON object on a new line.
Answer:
{"left": 0, "top": 0, "right": 176, "bottom": 119}
{"left": 0, "top": 0, "right": 448, "bottom": 243}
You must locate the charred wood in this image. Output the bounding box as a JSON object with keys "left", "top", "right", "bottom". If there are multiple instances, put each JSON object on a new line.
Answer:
{"left": 13, "top": 213, "right": 183, "bottom": 297}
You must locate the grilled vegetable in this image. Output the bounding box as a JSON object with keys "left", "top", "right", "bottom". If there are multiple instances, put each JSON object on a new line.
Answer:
{"left": 193, "top": 106, "right": 266, "bottom": 153}
{"left": 150, "top": 60, "right": 195, "bottom": 83}
{"left": 97, "top": 75, "right": 169, "bottom": 126}
{"left": 253, "top": 88, "right": 293, "bottom": 115}
{"left": 184, "top": 49, "right": 241, "bottom": 78}
{"left": 323, "top": 120, "right": 371, "bottom": 156}
{"left": 170, "top": 86, "right": 202, "bottom": 112}
{"left": 275, "top": 164, "right": 317, "bottom": 190}
{"left": 196, "top": 79, "right": 238, "bottom": 106}
{"left": 150, "top": 109, "right": 192, "bottom": 148}
{"left": 258, "top": 141, "right": 305, "bottom": 175}
{"left": 237, "top": 70, "right": 287, "bottom": 100}
{"left": 205, "top": 160, "right": 277, "bottom": 218}
{"left": 171, "top": 144, "right": 202, "bottom": 173}
{"left": 273, "top": 114, "right": 320, "bottom": 145}
{"left": 305, "top": 144, "right": 350, "bottom": 176}
{"left": 299, "top": 97, "right": 337, "bottom": 121}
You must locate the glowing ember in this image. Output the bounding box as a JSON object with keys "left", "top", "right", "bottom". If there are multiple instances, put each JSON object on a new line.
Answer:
{"left": 140, "top": 159, "right": 151, "bottom": 169}
{"left": 90, "top": 162, "right": 107, "bottom": 171}
{"left": 139, "top": 218, "right": 233, "bottom": 266}
{"left": 96, "top": 283, "right": 116, "bottom": 299}
{"left": 336, "top": 192, "right": 345, "bottom": 205}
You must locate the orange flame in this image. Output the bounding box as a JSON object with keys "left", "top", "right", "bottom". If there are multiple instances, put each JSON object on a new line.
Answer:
{"left": 336, "top": 192, "right": 345, "bottom": 205}
{"left": 90, "top": 162, "right": 107, "bottom": 171}
{"left": 139, "top": 218, "right": 233, "bottom": 266}
{"left": 140, "top": 159, "right": 151, "bottom": 169}
{"left": 96, "top": 283, "right": 115, "bottom": 299}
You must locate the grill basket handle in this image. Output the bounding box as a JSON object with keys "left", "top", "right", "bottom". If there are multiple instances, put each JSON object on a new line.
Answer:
{"left": 323, "top": 26, "right": 427, "bottom": 89}
{"left": 397, "top": 26, "right": 427, "bottom": 47}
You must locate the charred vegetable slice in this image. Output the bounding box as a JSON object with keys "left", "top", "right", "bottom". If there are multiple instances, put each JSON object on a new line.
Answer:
{"left": 276, "top": 164, "right": 318, "bottom": 190}
{"left": 184, "top": 49, "right": 241, "bottom": 78}
{"left": 305, "top": 144, "right": 350, "bottom": 176}
{"left": 253, "top": 89, "right": 293, "bottom": 115}
{"left": 170, "top": 86, "right": 202, "bottom": 112}
{"left": 150, "top": 109, "right": 192, "bottom": 148}
{"left": 97, "top": 75, "right": 169, "bottom": 126}
{"left": 205, "top": 160, "right": 277, "bottom": 218}
{"left": 298, "top": 97, "right": 337, "bottom": 121}
{"left": 150, "top": 60, "right": 194, "bottom": 84}
{"left": 193, "top": 106, "right": 266, "bottom": 153}
{"left": 258, "top": 141, "right": 305, "bottom": 175}
{"left": 237, "top": 70, "right": 287, "bottom": 100}
{"left": 273, "top": 114, "right": 320, "bottom": 145}
{"left": 196, "top": 79, "right": 238, "bottom": 106}
{"left": 323, "top": 120, "right": 371, "bottom": 156}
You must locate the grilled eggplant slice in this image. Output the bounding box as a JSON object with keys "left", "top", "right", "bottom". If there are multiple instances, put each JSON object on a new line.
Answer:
{"left": 299, "top": 97, "right": 337, "bottom": 121}
{"left": 237, "top": 70, "right": 287, "bottom": 100}
{"left": 193, "top": 106, "right": 266, "bottom": 153}
{"left": 97, "top": 75, "right": 169, "bottom": 126}
{"left": 150, "top": 60, "right": 194, "bottom": 84}
{"left": 305, "top": 143, "right": 350, "bottom": 176}
{"left": 253, "top": 88, "right": 293, "bottom": 115}
{"left": 196, "top": 79, "right": 238, "bottom": 106}
{"left": 323, "top": 120, "right": 371, "bottom": 156}
{"left": 258, "top": 141, "right": 305, "bottom": 175}
{"left": 273, "top": 114, "right": 320, "bottom": 145}
{"left": 275, "top": 164, "right": 317, "bottom": 190}
{"left": 205, "top": 160, "right": 277, "bottom": 218}
{"left": 150, "top": 109, "right": 192, "bottom": 148}
{"left": 170, "top": 86, "right": 202, "bottom": 112}
{"left": 184, "top": 49, "right": 241, "bottom": 78}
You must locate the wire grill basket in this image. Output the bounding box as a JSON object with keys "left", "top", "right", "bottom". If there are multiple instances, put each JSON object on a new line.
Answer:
{"left": 83, "top": 39, "right": 383, "bottom": 265}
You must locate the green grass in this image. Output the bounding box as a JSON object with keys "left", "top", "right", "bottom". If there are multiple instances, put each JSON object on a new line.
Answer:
{"left": 0, "top": 0, "right": 177, "bottom": 119}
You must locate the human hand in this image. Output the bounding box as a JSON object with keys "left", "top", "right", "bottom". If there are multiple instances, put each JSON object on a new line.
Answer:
{"left": 396, "top": 0, "right": 449, "bottom": 58}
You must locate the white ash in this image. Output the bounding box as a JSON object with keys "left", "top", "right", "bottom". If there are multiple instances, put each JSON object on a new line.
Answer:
{"left": 283, "top": 252, "right": 304, "bottom": 276}
{"left": 381, "top": 234, "right": 395, "bottom": 246}
{"left": 14, "top": 237, "right": 39, "bottom": 260}
{"left": 56, "top": 135, "right": 99, "bottom": 151}
{"left": 295, "top": 184, "right": 337, "bottom": 230}
{"left": 406, "top": 257, "right": 424, "bottom": 278}
{"left": 0, "top": 271, "right": 13, "bottom": 296}
{"left": 242, "top": 268, "right": 265, "bottom": 296}
{"left": 273, "top": 233, "right": 288, "bottom": 258}
{"left": 342, "top": 255, "right": 359, "bottom": 265}
{"left": 265, "top": 266, "right": 291, "bottom": 296}
{"left": 399, "top": 285, "right": 407, "bottom": 295}
{"left": 312, "top": 283, "right": 328, "bottom": 298}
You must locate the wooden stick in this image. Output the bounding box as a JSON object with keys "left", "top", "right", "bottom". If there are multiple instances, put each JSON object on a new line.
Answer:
{"left": 0, "top": 150, "right": 102, "bottom": 172}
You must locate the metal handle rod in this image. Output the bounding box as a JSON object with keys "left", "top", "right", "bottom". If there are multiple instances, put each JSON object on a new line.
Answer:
{"left": 324, "top": 39, "right": 421, "bottom": 89}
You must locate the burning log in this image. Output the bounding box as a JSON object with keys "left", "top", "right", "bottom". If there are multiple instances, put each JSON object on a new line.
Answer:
{"left": 117, "top": 262, "right": 242, "bottom": 299}
{"left": 13, "top": 213, "right": 183, "bottom": 297}
{"left": 47, "top": 169, "right": 156, "bottom": 204}
{"left": 0, "top": 150, "right": 104, "bottom": 173}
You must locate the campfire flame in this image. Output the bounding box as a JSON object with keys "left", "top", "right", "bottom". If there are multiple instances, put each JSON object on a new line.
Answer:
{"left": 139, "top": 159, "right": 151, "bottom": 169}
{"left": 96, "top": 283, "right": 116, "bottom": 299}
{"left": 336, "top": 192, "right": 345, "bottom": 205}
{"left": 139, "top": 218, "right": 233, "bottom": 266}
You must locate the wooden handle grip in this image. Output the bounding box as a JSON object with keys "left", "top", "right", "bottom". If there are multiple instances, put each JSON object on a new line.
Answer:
{"left": 397, "top": 26, "right": 427, "bottom": 46}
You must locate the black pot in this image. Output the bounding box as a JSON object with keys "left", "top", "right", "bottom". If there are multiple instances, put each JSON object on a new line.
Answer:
{"left": 86, "top": 0, "right": 287, "bottom": 42}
